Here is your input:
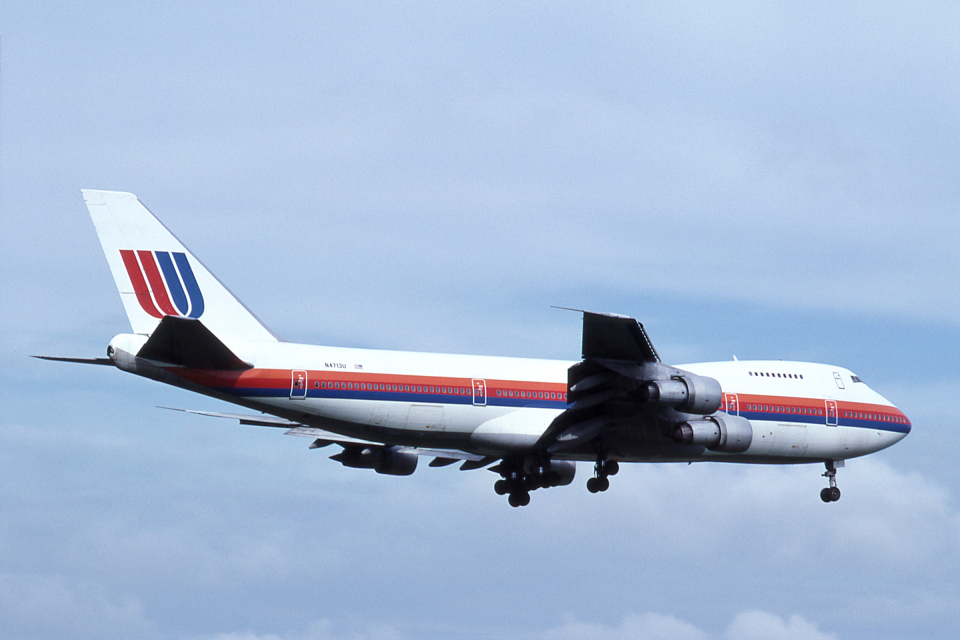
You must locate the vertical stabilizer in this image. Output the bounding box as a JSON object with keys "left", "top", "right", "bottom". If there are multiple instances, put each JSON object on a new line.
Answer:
{"left": 82, "top": 190, "right": 278, "bottom": 343}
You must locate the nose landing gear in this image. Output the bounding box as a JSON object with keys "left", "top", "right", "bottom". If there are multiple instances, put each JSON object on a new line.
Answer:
{"left": 820, "top": 460, "right": 843, "bottom": 502}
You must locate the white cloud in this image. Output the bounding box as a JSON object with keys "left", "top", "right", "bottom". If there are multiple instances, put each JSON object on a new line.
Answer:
{"left": 197, "top": 619, "right": 405, "bottom": 640}
{"left": 197, "top": 610, "right": 832, "bottom": 640}
{"left": 725, "top": 610, "right": 835, "bottom": 640}
{"left": 0, "top": 573, "right": 156, "bottom": 640}
{"left": 538, "top": 612, "right": 709, "bottom": 640}
{"left": 536, "top": 610, "right": 833, "bottom": 640}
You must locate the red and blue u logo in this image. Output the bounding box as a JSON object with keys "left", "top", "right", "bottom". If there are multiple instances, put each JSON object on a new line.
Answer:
{"left": 120, "top": 250, "right": 204, "bottom": 319}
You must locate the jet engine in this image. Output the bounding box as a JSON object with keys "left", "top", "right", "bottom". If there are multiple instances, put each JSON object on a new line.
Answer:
{"left": 673, "top": 413, "right": 753, "bottom": 453}
{"left": 330, "top": 446, "right": 419, "bottom": 476}
{"left": 541, "top": 459, "right": 576, "bottom": 486}
{"left": 640, "top": 373, "right": 722, "bottom": 415}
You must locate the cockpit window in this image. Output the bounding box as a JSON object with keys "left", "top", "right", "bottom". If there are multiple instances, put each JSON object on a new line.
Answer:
{"left": 851, "top": 375, "right": 863, "bottom": 384}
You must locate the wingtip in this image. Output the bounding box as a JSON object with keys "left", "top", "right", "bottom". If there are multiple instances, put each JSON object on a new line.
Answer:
{"left": 551, "top": 306, "right": 632, "bottom": 320}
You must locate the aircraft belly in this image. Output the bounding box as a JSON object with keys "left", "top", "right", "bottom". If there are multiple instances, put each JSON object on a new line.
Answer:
{"left": 405, "top": 404, "right": 445, "bottom": 432}
{"left": 746, "top": 420, "right": 778, "bottom": 456}
{"left": 771, "top": 422, "right": 809, "bottom": 457}
{"left": 470, "top": 408, "right": 555, "bottom": 452}
{"left": 805, "top": 425, "right": 902, "bottom": 459}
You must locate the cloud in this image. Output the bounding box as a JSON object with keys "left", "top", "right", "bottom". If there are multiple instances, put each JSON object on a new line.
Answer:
{"left": 0, "top": 573, "right": 156, "bottom": 640}
{"left": 535, "top": 610, "right": 834, "bottom": 640}
{"left": 538, "top": 612, "right": 709, "bottom": 640}
{"left": 196, "top": 619, "right": 405, "bottom": 640}
{"left": 196, "top": 610, "right": 833, "bottom": 640}
{"left": 725, "top": 611, "right": 835, "bottom": 640}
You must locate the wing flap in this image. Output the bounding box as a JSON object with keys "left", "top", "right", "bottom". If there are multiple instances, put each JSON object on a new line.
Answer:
{"left": 168, "top": 408, "right": 492, "bottom": 466}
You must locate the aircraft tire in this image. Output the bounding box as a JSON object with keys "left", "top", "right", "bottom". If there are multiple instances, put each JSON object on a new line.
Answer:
{"left": 821, "top": 487, "right": 841, "bottom": 502}
{"left": 495, "top": 479, "right": 509, "bottom": 495}
{"left": 508, "top": 491, "right": 530, "bottom": 507}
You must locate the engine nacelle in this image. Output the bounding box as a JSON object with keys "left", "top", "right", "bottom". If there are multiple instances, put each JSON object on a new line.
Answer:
{"left": 544, "top": 460, "right": 576, "bottom": 486}
{"left": 331, "top": 447, "right": 419, "bottom": 476}
{"left": 673, "top": 414, "right": 753, "bottom": 453}
{"left": 641, "top": 374, "right": 722, "bottom": 415}
{"left": 375, "top": 449, "right": 419, "bottom": 476}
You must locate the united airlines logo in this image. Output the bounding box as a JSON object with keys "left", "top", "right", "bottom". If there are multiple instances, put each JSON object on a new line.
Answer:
{"left": 119, "top": 250, "right": 205, "bottom": 319}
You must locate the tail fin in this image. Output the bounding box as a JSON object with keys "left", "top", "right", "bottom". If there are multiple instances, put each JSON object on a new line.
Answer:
{"left": 82, "top": 190, "right": 278, "bottom": 343}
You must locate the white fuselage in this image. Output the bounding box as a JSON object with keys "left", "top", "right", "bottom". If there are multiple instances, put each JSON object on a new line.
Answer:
{"left": 158, "top": 339, "right": 910, "bottom": 464}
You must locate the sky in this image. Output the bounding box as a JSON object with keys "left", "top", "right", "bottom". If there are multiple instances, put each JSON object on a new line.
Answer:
{"left": 2, "top": 2, "right": 960, "bottom": 639}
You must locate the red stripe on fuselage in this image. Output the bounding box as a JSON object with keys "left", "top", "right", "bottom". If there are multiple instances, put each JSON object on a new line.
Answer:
{"left": 168, "top": 368, "right": 910, "bottom": 427}
{"left": 731, "top": 393, "right": 910, "bottom": 426}
{"left": 173, "top": 369, "right": 568, "bottom": 398}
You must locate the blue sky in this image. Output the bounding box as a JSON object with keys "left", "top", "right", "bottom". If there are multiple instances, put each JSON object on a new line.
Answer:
{"left": 3, "top": 2, "right": 960, "bottom": 639}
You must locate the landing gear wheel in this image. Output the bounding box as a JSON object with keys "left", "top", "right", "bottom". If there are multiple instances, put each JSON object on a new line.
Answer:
{"left": 588, "top": 455, "right": 616, "bottom": 494}
{"left": 508, "top": 491, "right": 530, "bottom": 507}
{"left": 587, "top": 476, "right": 610, "bottom": 493}
{"left": 821, "top": 460, "right": 843, "bottom": 503}
{"left": 494, "top": 479, "right": 509, "bottom": 495}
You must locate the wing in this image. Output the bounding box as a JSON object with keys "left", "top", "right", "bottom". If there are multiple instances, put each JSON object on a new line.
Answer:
{"left": 165, "top": 408, "right": 496, "bottom": 471}
{"left": 539, "top": 311, "right": 659, "bottom": 452}
{"left": 579, "top": 310, "right": 660, "bottom": 363}
{"left": 540, "top": 311, "right": 721, "bottom": 454}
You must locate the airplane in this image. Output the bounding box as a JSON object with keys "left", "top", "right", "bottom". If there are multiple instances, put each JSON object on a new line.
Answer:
{"left": 38, "top": 190, "right": 912, "bottom": 507}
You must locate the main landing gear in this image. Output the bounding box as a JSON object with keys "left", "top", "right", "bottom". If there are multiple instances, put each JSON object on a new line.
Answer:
{"left": 820, "top": 460, "right": 843, "bottom": 503}
{"left": 494, "top": 470, "right": 531, "bottom": 507}
{"left": 493, "top": 459, "right": 565, "bottom": 508}
{"left": 586, "top": 458, "right": 619, "bottom": 493}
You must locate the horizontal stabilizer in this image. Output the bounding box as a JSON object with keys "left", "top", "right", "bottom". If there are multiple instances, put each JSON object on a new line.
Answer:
{"left": 137, "top": 316, "right": 251, "bottom": 370}
{"left": 32, "top": 356, "right": 113, "bottom": 365}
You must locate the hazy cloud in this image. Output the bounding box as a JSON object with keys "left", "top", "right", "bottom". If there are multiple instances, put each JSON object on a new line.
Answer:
{"left": 0, "top": 573, "right": 156, "bottom": 640}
